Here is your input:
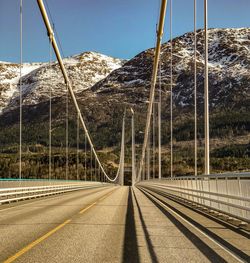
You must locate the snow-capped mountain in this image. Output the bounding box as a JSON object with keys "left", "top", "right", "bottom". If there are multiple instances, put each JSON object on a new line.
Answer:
{"left": 0, "top": 62, "right": 43, "bottom": 112}
{"left": 92, "top": 28, "right": 250, "bottom": 112}
{"left": 0, "top": 28, "right": 249, "bottom": 149}
{"left": 0, "top": 51, "right": 124, "bottom": 113}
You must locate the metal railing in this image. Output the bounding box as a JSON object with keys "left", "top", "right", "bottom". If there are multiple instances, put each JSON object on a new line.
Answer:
{"left": 0, "top": 179, "right": 110, "bottom": 205}
{"left": 138, "top": 172, "right": 250, "bottom": 223}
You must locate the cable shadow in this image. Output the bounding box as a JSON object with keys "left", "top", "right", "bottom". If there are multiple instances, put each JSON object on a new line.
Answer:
{"left": 140, "top": 187, "right": 228, "bottom": 263}
{"left": 133, "top": 189, "right": 159, "bottom": 263}
{"left": 122, "top": 186, "right": 140, "bottom": 263}
{"left": 147, "top": 187, "right": 250, "bottom": 261}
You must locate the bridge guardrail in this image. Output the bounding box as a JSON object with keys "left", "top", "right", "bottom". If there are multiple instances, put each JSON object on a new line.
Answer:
{"left": 138, "top": 172, "right": 250, "bottom": 223}
{"left": 0, "top": 180, "right": 110, "bottom": 205}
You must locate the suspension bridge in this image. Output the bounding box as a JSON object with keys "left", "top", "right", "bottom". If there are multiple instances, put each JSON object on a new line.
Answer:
{"left": 0, "top": 0, "right": 250, "bottom": 262}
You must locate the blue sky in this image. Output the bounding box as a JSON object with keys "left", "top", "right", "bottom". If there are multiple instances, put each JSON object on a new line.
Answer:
{"left": 0, "top": 0, "right": 250, "bottom": 62}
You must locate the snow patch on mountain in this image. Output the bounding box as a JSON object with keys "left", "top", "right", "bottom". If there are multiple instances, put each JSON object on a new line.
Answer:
{"left": 0, "top": 51, "right": 124, "bottom": 113}
{"left": 91, "top": 28, "right": 250, "bottom": 111}
{"left": 0, "top": 62, "right": 43, "bottom": 112}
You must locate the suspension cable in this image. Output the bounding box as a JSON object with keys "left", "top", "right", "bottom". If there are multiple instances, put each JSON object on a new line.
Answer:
{"left": 147, "top": 125, "right": 151, "bottom": 179}
{"left": 120, "top": 112, "right": 125, "bottom": 185}
{"left": 170, "top": 0, "right": 173, "bottom": 178}
{"left": 204, "top": 0, "right": 210, "bottom": 175}
{"left": 77, "top": 112, "right": 79, "bottom": 180}
{"left": 194, "top": 0, "right": 198, "bottom": 176}
{"left": 90, "top": 146, "right": 93, "bottom": 181}
{"left": 49, "top": 31, "right": 52, "bottom": 181}
{"left": 19, "top": 0, "right": 23, "bottom": 180}
{"left": 94, "top": 154, "right": 97, "bottom": 181}
{"left": 158, "top": 59, "right": 162, "bottom": 179}
{"left": 84, "top": 133, "right": 87, "bottom": 181}
{"left": 142, "top": 161, "right": 145, "bottom": 180}
{"left": 44, "top": 0, "right": 65, "bottom": 59}
{"left": 98, "top": 163, "right": 100, "bottom": 182}
{"left": 147, "top": 127, "right": 151, "bottom": 180}
{"left": 152, "top": 102, "right": 155, "bottom": 179}
{"left": 136, "top": 0, "right": 167, "bottom": 181}
{"left": 65, "top": 84, "right": 69, "bottom": 180}
{"left": 37, "top": 0, "right": 124, "bottom": 183}
{"left": 131, "top": 108, "right": 136, "bottom": 185}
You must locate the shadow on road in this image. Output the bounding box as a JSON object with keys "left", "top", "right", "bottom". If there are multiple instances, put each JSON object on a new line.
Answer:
{"left": 142, "top": 189, "right": 228, "bottom": 263}
{"left": 122, "top": 186, "right": 140, "bottom": 263}
{"left": 133, "top": 189, "right": 159, "bottom": 263}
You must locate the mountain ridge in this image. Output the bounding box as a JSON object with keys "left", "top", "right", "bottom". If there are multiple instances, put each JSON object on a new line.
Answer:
{"left": 0, "top": 27, "right": 249, "bottom": 176}
{"left": 0, "top": 28, "right": 249, "bottom": 146}
{"left": 0, "top": 51, "right": 125, "bottom": 113}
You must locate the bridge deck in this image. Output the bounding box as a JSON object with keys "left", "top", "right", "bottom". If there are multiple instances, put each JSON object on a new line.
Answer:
{"left": 0, "top": 186, "right": 249, "bottom": 262}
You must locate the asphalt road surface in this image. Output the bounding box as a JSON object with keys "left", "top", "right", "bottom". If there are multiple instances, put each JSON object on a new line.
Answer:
{"left": 0, "top": 186, "right": 249, "bottom": 263}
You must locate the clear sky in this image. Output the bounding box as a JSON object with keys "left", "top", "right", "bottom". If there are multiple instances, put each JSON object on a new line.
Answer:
{"left": 1, "top": 0, "right": 250, "bottom": 63}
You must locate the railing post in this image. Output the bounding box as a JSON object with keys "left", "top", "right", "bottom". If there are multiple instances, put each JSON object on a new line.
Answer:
{"left": 237, "top": 176, "right": 244, "bottom": 219}
{"left": 216, "top": 177, "right": 220, "bottom": 211}
{"left": 225, "top": 176, "right": 230, "bottom": 214}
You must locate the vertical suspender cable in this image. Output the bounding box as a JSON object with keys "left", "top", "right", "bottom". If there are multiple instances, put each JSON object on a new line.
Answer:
{"left": 94, "top": 153, "right": 96, "bottom": 181}
{"left": 19, "top": 0, "right": 23, "bottom": 180}
{"left": 194, "top": 0, "right": 198, "bottom": 176}
{"left": 65, "top": 84, "right": 69, "bottom": 180}
{"left": 152, "top": 103, "right": 155, "bottom": 179}
{"left": 49, "top": 32, "right": 52, "bottom": 181}
{"left": 147, "top": 128, "right": 151, "bottom": 179}
{"left": 101, "top": 166, "right": 103, "bottom": 182}
{"left": 170, "top": 0, "right": 173, "bottom": 178}
{"left": 142, "top": 161, "right": 145, "bottom": 180}
{"left": 158, "top": 61, "right": 162, "bottom": 179}
{"left": 84, "top": 133, "right": 87, "bottom": 180}
{"left": 90, "top": 146, "right": 93, "bottom": 181}
{"left": 98, "top": 164, "right": 100, "bottom": 182}
{"left": 119, "top": 111, "right": 125, "bottom": 185}
{"left": 77, "top": 112, "right": 79, "bottom": 180}
{"left": 147, "top": 126, "right": 151, "bottom": 179}
{"left": 204, "top": 0, "right": 210, "bottom": 175}
{"left": 131, "top": 108, "right": 135, "bottom": 186}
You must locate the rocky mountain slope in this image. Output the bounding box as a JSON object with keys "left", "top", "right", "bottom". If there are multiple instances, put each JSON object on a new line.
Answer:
{"left": 0, "top": 27, "right": 249, "bottom": 177}
{"left": 0, "top": 28, "right": 249, "bottom": 147}
{"left": 0, "top": 62, "right": 43, "bottom": 112}
{"left": 0, "top": 52, "right": 124, "bottom": 113}
{"left": 91, "top": 28, "right": 250, "bottom": 112}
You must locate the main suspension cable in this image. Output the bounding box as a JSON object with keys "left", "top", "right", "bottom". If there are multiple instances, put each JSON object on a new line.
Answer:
{"left": 37, "top": 0, "right": 124, "bottom": 183}
{"left": 44, "top": 0, "right": 65, "bottom": 58}
{"left": 136, "top": 0, "right": 167, "bottom": 182}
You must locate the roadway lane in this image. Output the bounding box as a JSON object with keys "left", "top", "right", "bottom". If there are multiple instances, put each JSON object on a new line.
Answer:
{"left": 0, "top": 186, "right": 116, "bottom": 262}
{"left": 1, "top": 186, "right": 249, "bottom": 262}
{"left": 3, "top": 186, "right": 128, "bottom": 263}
